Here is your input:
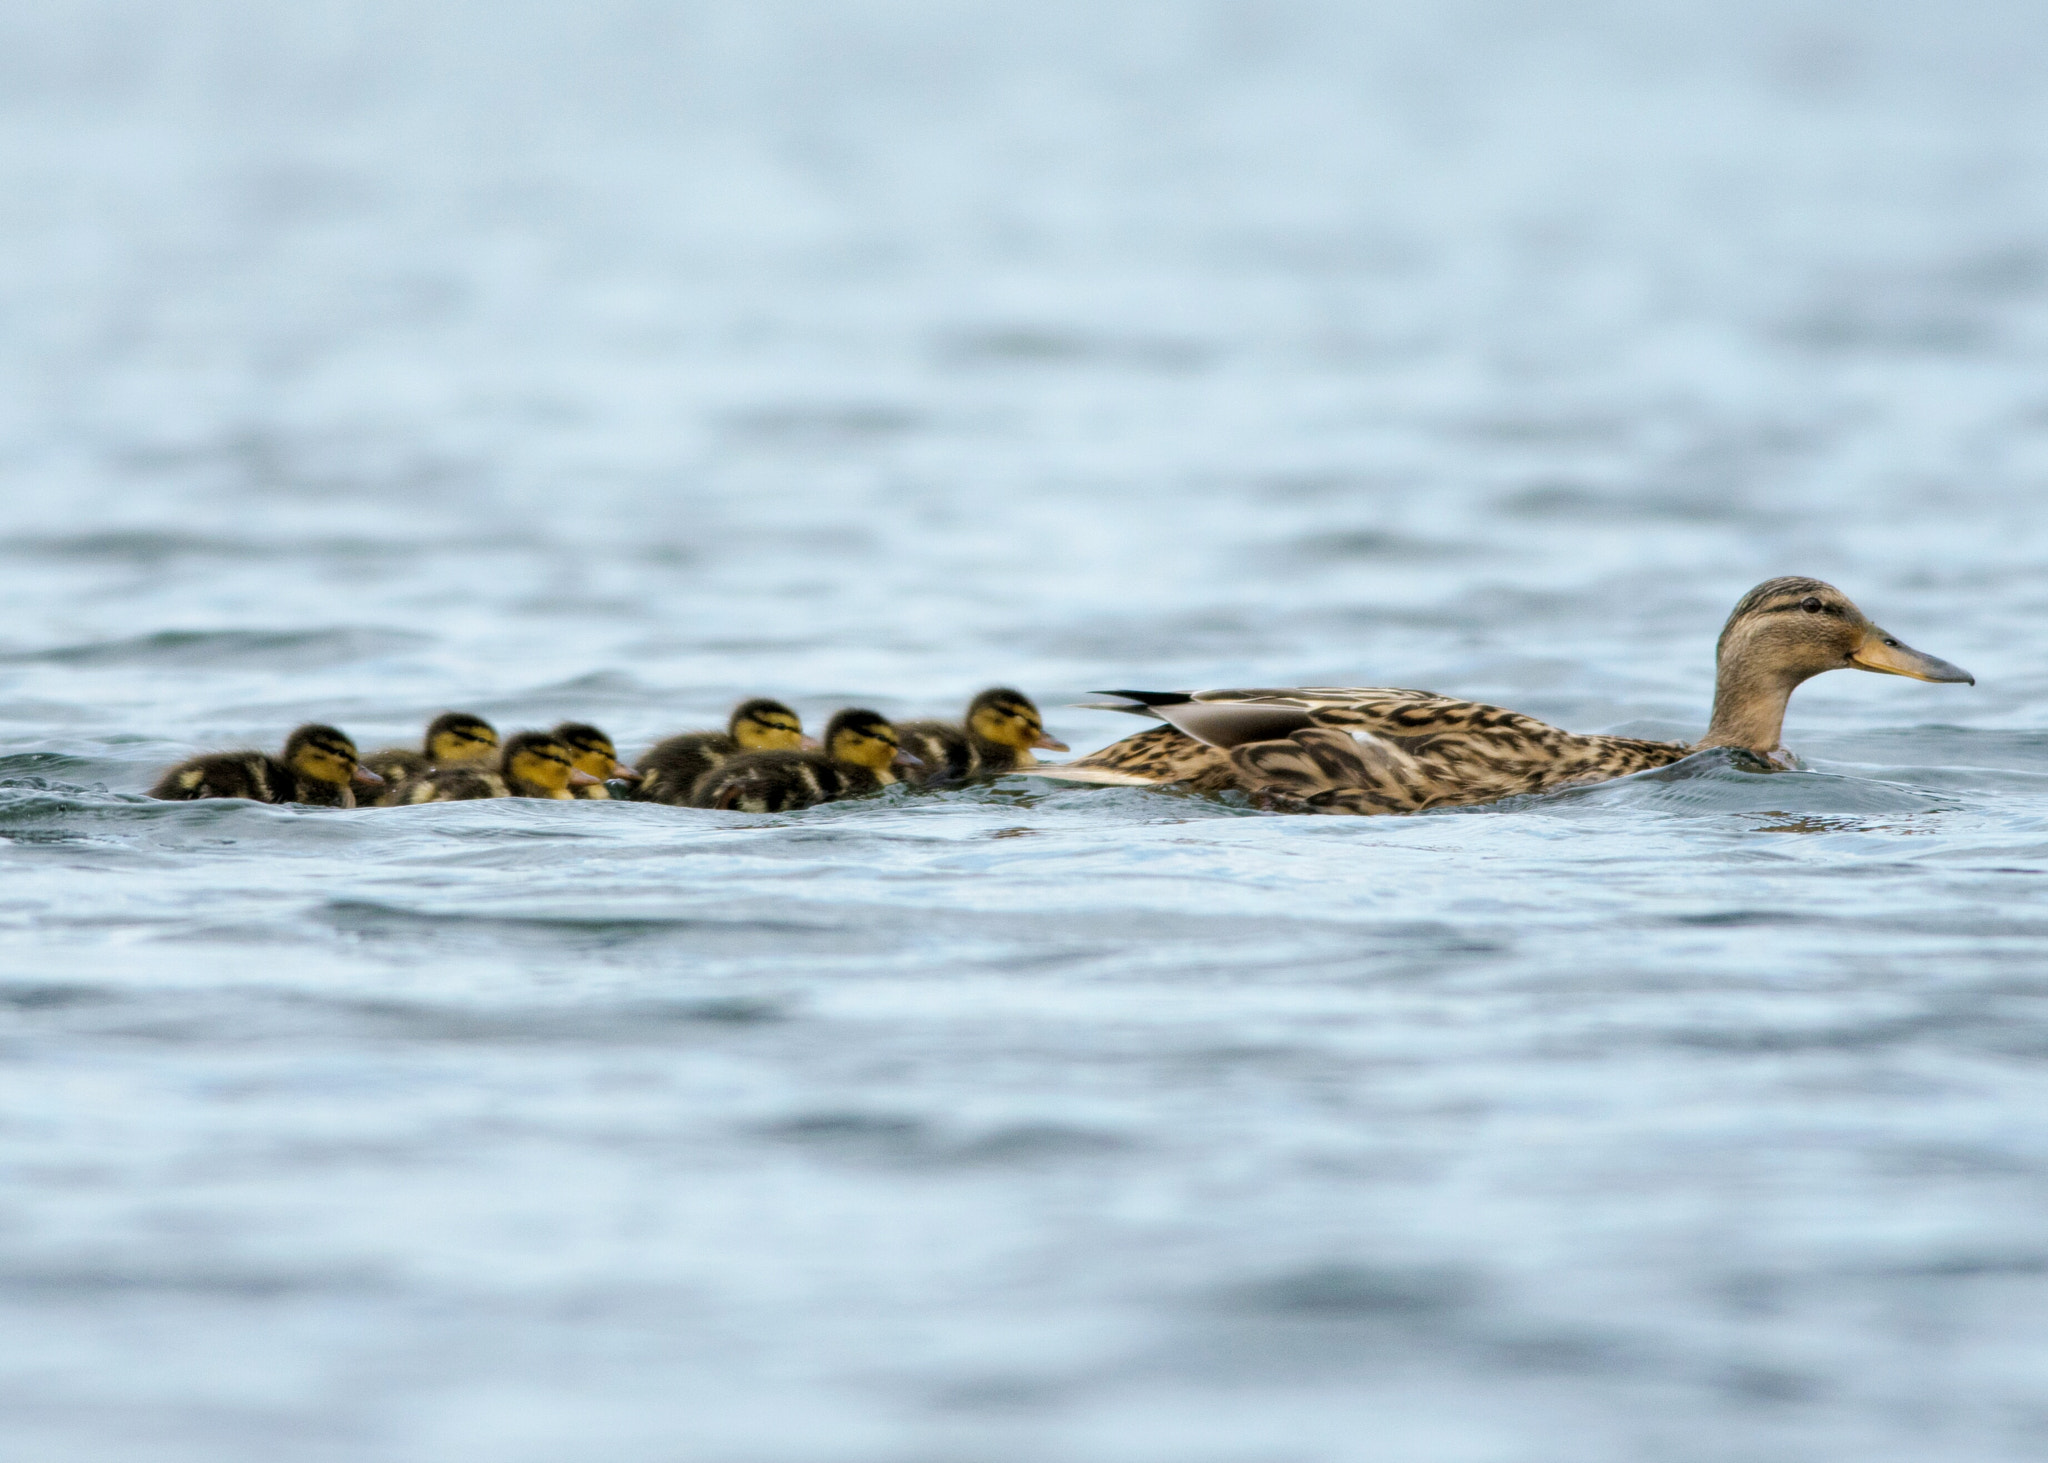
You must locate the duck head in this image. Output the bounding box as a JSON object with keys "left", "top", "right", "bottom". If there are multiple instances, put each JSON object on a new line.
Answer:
{"left": 966, "top": 688, "right": 1069, "bottom": 753}
{"left": 501, "top": 731, "right": 599, "bottom": 798}
{"left": 822, "top": 709, "right": 921, "bottom": 775}
{"left": 1701, "top": 577, "right": 1972, "bottom": 752}
{"left": 552, "top": 722, "right": 637, "bottom": 783}
{"left": 730, "top": 698, "right": 812, "bottom": 751}
{"left": 283, "top": 723, "right": 381, "bottom": 792}
{"left": 425, "top": 711, "right": 500, "bottom": 766}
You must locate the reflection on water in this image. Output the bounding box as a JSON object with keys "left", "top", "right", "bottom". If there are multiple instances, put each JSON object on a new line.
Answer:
{"left": 3, "top": 2, "right": 2048, "bottom": 1461}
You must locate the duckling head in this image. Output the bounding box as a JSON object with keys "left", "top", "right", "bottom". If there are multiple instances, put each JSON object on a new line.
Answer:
{"left": 425, "top": 711, "right": 500, "bottom": 765}
{"left": 1704, "top": 577, "right": 1973, "bottom": 750}
{"left": 966, "top": 688, "right": 1069, "bottom": 752}
{"left": 283, "top": 723, "right": 380, "bottom": 791}
{"left": 822, "top": 709, "right": 920, "bottom": 774}
{"left": 501, "top": 730, "right": 598, "bottom": 796}
{"left": 552, "top": 722, "right": 636, "bottom": 782}
{"left": 731, "top": 698, "right": 811, "bottom": 751}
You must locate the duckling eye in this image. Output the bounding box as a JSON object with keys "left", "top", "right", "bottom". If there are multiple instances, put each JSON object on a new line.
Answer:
{"left": 1800, "top": 597, "right": 1823, "bottom": 614}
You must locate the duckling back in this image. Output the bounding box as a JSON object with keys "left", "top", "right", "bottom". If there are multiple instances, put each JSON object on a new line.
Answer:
{"left": 361, "top": 747, "right": 430, "bottom": 788}
{"left": 894, "top": 721, "right": 976, "bottom": 785}
{"left": 151, "top": 750, "right": 298, "bottom": 804}
{"left": 687, "top": 749, "right": 883, "bottom": 813}
{"left": 631, "top": 731, "right": 736, "bottom": 804}
{"left": 390, "top": 766, "right": 510, "bottom": 803}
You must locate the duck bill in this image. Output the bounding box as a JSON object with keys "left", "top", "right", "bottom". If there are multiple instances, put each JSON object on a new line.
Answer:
{"left": 800, "top": 735, "right": 822, "bottom": 750}
{"left": 352, "top": 766, "right": 386, "bottom": 787}
{"left": 607, "top": 763, "right": 642, "bottom": 782}
{"left": 892, "top": 749, "right": 924, "bottom": 769}
{"left": 1031, "top": 731, "right": 1070, "bottom": 751}
{"left": 568, "top": 768, "right": 602, "bottom": 786}
{"left": 1848, "top": 631, "right": 1975, "bottom": 684}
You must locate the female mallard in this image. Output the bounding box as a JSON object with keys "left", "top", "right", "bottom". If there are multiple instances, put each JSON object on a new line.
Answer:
{"left": 630, "top": 699, "right": 811, "bottom": 806}
{"left": 389, "top": 730, "right": 601, "bottom": 803}
{"left": 1039, "top": 578, "right": 1973, "bottom": 814}
{"left": 362, "top": 711, "right": 500, "bottom": 794}
{"left": 149, "top": 724, "right": 383, "bottom": 808}
{"left": 551, "top": 723, "right": 640, "bottom": 800}
{"left": 896, "top": 688, "right": 1068, "bottom": 786}
{"left": 688, "top": 709, "right": 918, "bottom": 812}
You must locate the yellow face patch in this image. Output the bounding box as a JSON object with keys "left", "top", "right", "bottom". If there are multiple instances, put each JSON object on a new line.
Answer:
{"left": 737, "top": 716, "right": 804, "bottom": 751}
{"left": 510, "top": 746, "right": 576, "bottom": 794}
{"left": 970, "top": 705, "right": 1038, "bottom": 750}
{"left": 431, "top": 728, "right": 499, "bottom": 764}
{"left": 567, "top": 745, "right": 617, "bottom": 778}
{"left": 831, "top": 728, "right": 901, "bottom": 772}
{"left": 291, "top": 745, "right": 357, "bottom": 785}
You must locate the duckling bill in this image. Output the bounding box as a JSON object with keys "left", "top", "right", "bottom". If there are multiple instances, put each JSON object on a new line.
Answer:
{"left": 150, "top": 724, "right": 383, "bottom": 807}
{"left": 897, "top": 687, "right": 1067, "bottom": 786}
{"left": 688, "top": 709, "right": 918, "bottom": 812}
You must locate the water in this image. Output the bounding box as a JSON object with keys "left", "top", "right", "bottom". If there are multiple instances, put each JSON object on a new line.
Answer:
{"left": 4, "top": 3, "right": 2048, "bottom": 1459}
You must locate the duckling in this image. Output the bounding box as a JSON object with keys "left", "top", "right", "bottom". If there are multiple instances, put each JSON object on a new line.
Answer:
{"left": 149, "top": 724, "right": 383, "bottom": 808}
{"left": 390, "top": 730, "right": 601, "bottom": 803}
{"left": 896, "top": 687, "right": 1068, "bottom": 786}
{"left": 362, "top": 711, "right": 500, "bottom": 796}
{"left": 551, "top": 722, "right": 640, "bottom": 800}
{"left": 1041, "top": 577, "right": 1973, "bottom": 814}
{"left": 688, "top": 708, "right": 919, "bottom": 812}
{"left": 630, "top": 698, "right": 811, "bottom": 806}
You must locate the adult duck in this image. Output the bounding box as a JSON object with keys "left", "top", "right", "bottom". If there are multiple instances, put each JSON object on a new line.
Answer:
{"left": 1036, "top": 578, "right": 1973, "bottom": 814}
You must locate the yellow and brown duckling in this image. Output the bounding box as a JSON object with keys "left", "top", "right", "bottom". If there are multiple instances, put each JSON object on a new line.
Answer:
{"left": 551, "top": 723, "right": 639, "bottom": 800}
{"left": 390, "top": 730, "right": 602, "bottom": 803}
{"left": 1040, "top": 577, "right": 1974, "bottom": 815}
{"left": 362, "top": 712, "right": 500, "bottom": 798}
{"left": 630, "top": 698, "right": 811, "bottom": 806}
{"left": 688, "top": 708, "right": 919, "bottom": 812}
{"left": 149, "top": 724, "right": 383, "bottom": 808}
{"left": 896, "top": 687, "right": 1068, "bottom": 786}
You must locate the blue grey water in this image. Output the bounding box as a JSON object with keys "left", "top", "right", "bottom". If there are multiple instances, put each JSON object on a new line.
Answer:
{"left": 3, "top": 3, "right": 2048, "bottom": 1459}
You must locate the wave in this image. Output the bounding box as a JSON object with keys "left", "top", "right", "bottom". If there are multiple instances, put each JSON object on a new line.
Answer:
{"left": 1, "top": 628, "right": 423, "bottom": 669}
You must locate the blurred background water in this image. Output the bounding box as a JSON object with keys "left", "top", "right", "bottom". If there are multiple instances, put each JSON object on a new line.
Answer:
{"left": 4, "top": 3, "right": 2048, "bottom": 1460}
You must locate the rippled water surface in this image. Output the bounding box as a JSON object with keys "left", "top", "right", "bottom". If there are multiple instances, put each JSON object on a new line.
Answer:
{"left": 6, "top": 4, "right": 2048, "bottom": 1460}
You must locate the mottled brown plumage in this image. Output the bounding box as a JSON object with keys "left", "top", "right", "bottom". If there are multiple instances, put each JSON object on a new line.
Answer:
{"left": 1047, "top": 579, "right": 1973, "bottom": 815}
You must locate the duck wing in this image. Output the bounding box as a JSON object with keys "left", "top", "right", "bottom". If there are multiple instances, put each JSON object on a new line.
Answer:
{"left": 1041, "top": 687, "right": 1690, "bottom": 808}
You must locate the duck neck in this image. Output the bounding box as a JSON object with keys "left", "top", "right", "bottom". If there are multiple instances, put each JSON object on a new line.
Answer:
{"left": 1699, "top": 660, "right": 1808, "bottom": 753}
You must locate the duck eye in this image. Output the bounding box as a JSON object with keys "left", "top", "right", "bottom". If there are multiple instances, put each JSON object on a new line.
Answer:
{"left": 1800, "top": 597, "right": 1823, "bottom": 614}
